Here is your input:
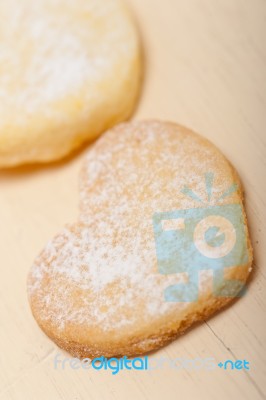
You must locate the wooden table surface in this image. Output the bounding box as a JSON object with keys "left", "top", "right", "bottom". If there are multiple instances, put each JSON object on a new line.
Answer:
{"left": 0, "top": 0, "right": 265, "bottom": 399}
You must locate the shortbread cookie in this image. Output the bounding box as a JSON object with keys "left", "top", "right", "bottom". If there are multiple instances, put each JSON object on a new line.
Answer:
{"left": 28, "top": 121, "right": 253, "bottom": 358}
{"left": 0, "top": 0, "right": 141, "bottom": 167}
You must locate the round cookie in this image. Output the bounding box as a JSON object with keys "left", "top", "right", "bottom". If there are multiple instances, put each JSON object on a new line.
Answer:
{"left": 0, "top": 0, "right": 141, "bottom": 167}
{"left": 28, "top": 120, "right": 253, "bottom": 358}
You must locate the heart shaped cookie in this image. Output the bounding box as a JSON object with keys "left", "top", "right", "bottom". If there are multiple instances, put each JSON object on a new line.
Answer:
{"left": 28, "top": 120, "right": 253, "bottom": 358}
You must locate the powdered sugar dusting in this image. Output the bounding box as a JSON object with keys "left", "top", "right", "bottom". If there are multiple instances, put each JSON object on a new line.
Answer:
{"left": 28, "top": 121, "right": 248, "bottom": 333}
{"left": 0, "top": 0, "right": 137, "bottom": 120}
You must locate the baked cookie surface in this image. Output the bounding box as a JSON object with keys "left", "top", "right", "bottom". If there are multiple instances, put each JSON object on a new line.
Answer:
{"left": 0, "top": 0, "right": 141, "bottom": 167}
{"left": 28, "top": 120, "right": 253, "bottom": 358}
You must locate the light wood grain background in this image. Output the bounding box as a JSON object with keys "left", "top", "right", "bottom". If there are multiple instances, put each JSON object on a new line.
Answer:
{"left": 0, "top": 0, "right": 265, "bottom": 399}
